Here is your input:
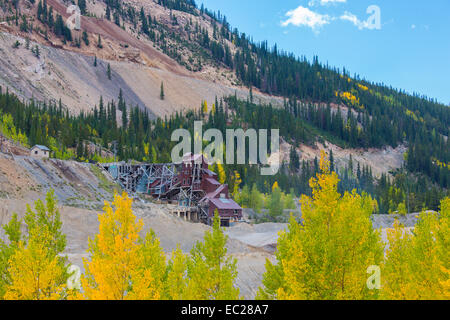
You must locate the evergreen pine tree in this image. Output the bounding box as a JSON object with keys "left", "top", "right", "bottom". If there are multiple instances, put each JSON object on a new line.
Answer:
{"left": 97, "top": 34, "right": 102, "bottom": 48}
{"left": 329, "top": 149, "right": 335, "bottom": 172}
{"left": 82, "top": 31, "right": 89, "bottom": 46}
{"left": 78, "top": 0, "right": 87, "bottom": 15}
{"left": 105, "top": 5, "right": 111, "bottom": 20}
{"left": 160, "top": 82, "right": 165, "bottom": 100}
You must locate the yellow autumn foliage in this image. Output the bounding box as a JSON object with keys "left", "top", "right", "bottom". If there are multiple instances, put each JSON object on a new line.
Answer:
{"left": 382, "top": 197, "right": 449, "bottom": 299}
{"left": 272, "top": 181, "right": 279, "bottom": 192}
{"left": 202, "top": 100, "right": 208, "bottom": 114}
{"left": 258, "top": 151, "right": 383, "bottom": 300}
{"left": 165, "top": 246, "right": 189, "bottom": 300}
{"left": 338, "top": 91, "right": 360, "bottom": 107}
{"left": 216, "top": 162, "right": 226, "bottom": 184}
{"left": 79, "top": 192, "right": 165, "bottom": 300}
{"left": 4, "top": 230, "right": 66, "bottom": 300}
{"left": 357, "top": 83, "right": 369, "bottom": 91}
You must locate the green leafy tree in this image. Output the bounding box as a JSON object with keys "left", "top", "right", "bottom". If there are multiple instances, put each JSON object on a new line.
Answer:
{"left": 257, "top": 152, "right": 383, "bottom": 300}
{"left": 283, "top": 189, "right": 296, "bottom": 210}
{"left": 268, "top": 183, "right": 283, "bottom": 217}
{"left": 0, "top": 214, "right": 22, "bottom": 298}
{"left": 250, "top": 184, "right": 263, "bottom": 213}
{"left": 381, "top": 197, "right": 449, "bottom": 299}
{"left": 397, "top": 202, "right": 407, "bottom": 216}
{"left": 0, "top": 190, "right": 70, "bottom": 299}
{"left": 23, "top": 190, "right": 66, "bottom": 258}
{"left": 184, "top": 211, "right": 241, "bottom": 300}
{"left": 165, "top": 246, "right": 189, "bottom": 300}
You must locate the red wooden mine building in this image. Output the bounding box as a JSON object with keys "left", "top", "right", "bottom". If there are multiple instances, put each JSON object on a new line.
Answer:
{"left": 102, "top": 153, "right": 243, "bottom": 226}
{"left": 176, "top": 153, "right": 243, "bottom": 225}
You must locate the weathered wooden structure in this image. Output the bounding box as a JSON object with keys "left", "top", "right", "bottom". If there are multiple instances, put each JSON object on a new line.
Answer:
{"left": 100, "top": 153, "right": 242, "bottom": 225}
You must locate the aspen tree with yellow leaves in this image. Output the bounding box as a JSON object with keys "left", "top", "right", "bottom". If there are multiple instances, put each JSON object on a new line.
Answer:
{"left": 79, "top": 192, "right": 166, "bottom": 300}
{"left": 4, "top": 230, "right": 67, "bottom": 300}
{"left": 0, "top": 213, "right": 22, "bottom": 298}
{"left": 271, "top": 181, "right": 279, "bottom": 192}
{"left": 381, "top": 197, "right": 449, "bottom": 300}
{"left": 184, "top": 211, "right": 241, "bottom": 300}
{"left": 202, "top": 100, "right": 208, "bottom": 115}
{"left": 216, "top": 162, "right": 226, "bottom": 184}
{"left": 441, "top": 267, "right": 450, "bottom": 299}
{"left": 257, "top": 151, "right": 383, "bottom": 300}
{"left": 1, "top": 190, "right": 71, "bottom": 300}
{"left": 230, "top": 171, "right": 242, "bottom": 198}
{"left": 165, "top": 246, "right": 189, "bottom": 300}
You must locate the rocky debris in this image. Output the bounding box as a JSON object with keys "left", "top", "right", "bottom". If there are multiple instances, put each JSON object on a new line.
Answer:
{"left": 372, "top": 212, "right": 420, "bottom": 229}
{"left": 0, "top": 153, "right": 114, "bottom": 208}
{"left": 226, "top": 222, "right": 288, "bottom": 251}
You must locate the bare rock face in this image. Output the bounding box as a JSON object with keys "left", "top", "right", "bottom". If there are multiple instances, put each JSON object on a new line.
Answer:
{"left": 123, "top": 47, "right": 141, "bottom": 63}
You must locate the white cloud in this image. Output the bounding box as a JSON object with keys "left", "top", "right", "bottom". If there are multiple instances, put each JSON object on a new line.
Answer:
{"left": 411, "top": 24, "right": 416, "bottom": 29}
{"left": 281, "top": 6, "right": 331, "bottom": 31}
{"left": 309, "top": 0, "right": 346, "bottom": 7}
{"left": 340, "top": 11, "right": 370, "bottom": 30}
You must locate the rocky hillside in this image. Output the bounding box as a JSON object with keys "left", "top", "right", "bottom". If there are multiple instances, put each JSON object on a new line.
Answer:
{"left": 0, "top": 0, "right": 282, "bottom": 116}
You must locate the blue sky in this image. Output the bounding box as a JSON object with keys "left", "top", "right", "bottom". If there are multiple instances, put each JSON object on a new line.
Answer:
{"left": 200, "top": 0, "right": 450, "bottom": 105}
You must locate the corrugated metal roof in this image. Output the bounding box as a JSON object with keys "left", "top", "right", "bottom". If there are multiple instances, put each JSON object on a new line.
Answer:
{"left": 182, "top": 153, "right": 203, "bottom": 162}
{"left": 200, "top": 185, "right": 227, "bottom": 203}
{"left": 206, "top": 177, "right": 221, "bottom": 185}
{"left": 209, "top": 197, "right": 242, "bottom": 210}
{"left": 32, "top": 145, "right": 50, "bottom": 151}
{"left": 202, "top": 168, "right": 218, "bottom": 176}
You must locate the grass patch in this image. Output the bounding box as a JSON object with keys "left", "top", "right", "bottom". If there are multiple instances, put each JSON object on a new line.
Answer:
{"left": 90, "top": 165, "right": 122, "bottom": 194}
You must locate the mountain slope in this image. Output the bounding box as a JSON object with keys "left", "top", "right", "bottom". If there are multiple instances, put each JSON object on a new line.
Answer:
{"left": 0, "top": 0, "right": 283, "bottom": 115}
